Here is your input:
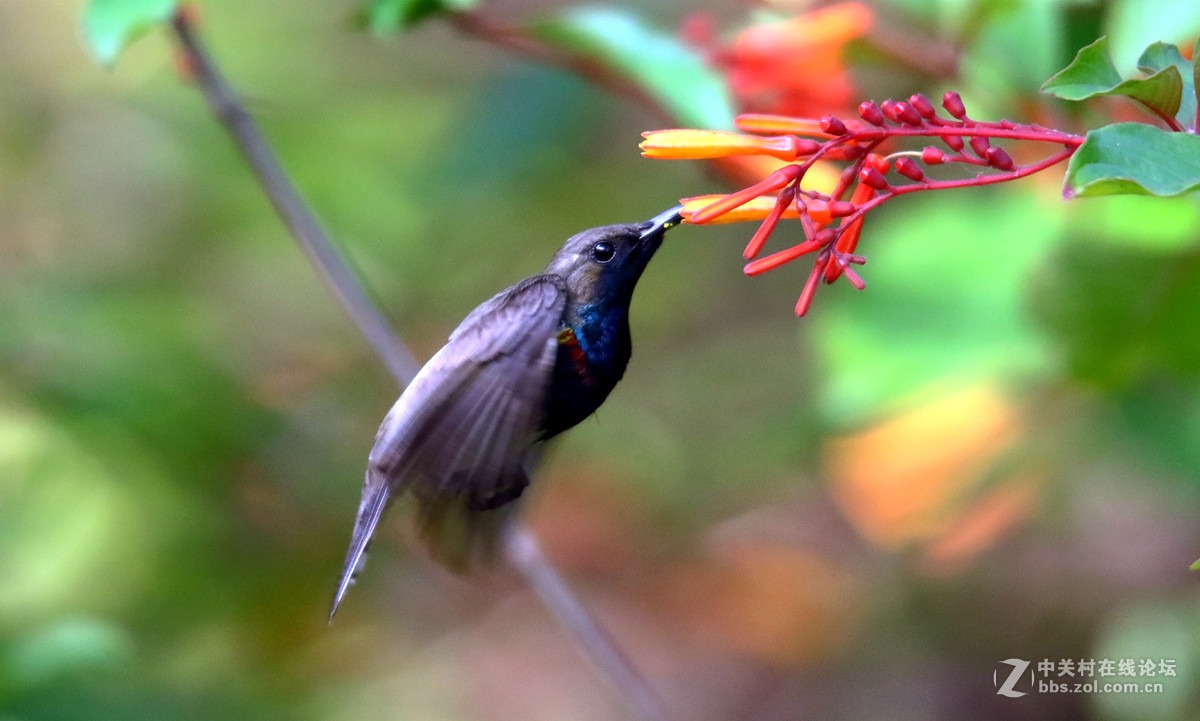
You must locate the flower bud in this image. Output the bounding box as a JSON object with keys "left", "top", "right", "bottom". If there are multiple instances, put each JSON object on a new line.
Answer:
{"left": 895, "top": 157, "right": 925, "bottom": 181}
{"left": 969, "top": 135, "right": 991, "bottom": 158}
{"left": 985, "top": 146, "right": 1015, "bottom": 171}
{"left": 864, "top": 153, "right": 891, "bottom": 174}
{"left": 828, "top": 201, "right": 856, "bottom": 217}
{"left": 859, "top": 166, "right": 890, "bottom": 190}
{"left": 893, "top": 102, "right": 923, "bottom": 126}
{"left": 858, "top": 101, "right": 886, "bottom": 126}
{"left": 942, "top": 135, "right": 965, "bottom": 152}
{"left": 820, "top": 114, "right": 848, "bottom": 136}
{"left": 880, "top": 99, "right": 900, "bottom": 123}
{"left": 909, "top": 94, "right": 936, "bottom": 118}
{"left": 921, "top": 146, "right": 946, "bottom": 164}
{"left": 942, "top": 91, "right": 966, "bottom": 119}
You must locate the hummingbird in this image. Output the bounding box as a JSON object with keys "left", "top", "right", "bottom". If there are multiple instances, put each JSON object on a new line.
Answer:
{"left": 330, "top": 206, "right": 684, "bottom": 619}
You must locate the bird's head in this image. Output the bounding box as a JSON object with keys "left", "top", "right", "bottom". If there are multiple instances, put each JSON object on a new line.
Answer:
{"left": 544, "top": 206, "right": 683, "bottom": 308}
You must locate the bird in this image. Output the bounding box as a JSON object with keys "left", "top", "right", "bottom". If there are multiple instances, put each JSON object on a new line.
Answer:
{"left": 330, "top": 206, "right": 684, "bottom": 619}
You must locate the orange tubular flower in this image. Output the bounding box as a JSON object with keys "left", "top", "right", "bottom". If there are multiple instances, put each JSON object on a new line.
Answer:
{"left": 640, "top": 129, "right": 821, "bottom": 161}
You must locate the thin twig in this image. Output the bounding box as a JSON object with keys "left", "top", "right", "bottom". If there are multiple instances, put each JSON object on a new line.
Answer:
{"left": 504, "top": 526, "right": 670, "bottom": 721}
{"left": 170, "top": 10, "right": 421, "bottom": 385}
{"left": 168, "top": 9, "right": 669, "bottom": 721}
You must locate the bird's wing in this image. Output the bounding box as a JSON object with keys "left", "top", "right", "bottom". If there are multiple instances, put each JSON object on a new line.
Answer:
{"left": 330, "top": 275, "right": 567, "bottom": 616}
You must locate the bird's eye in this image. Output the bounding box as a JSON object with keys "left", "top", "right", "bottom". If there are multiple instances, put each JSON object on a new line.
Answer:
{"left": 590, "top": 240, "right": 616, "bottom": 263}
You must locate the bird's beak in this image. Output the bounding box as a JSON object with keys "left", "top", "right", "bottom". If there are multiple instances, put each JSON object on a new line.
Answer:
{"left": 638, "top": 205, "right": 684, "bottom": 241}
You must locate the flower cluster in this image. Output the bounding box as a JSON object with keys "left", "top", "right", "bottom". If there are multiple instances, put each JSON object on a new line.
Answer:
{"left": 642, "top": 92, "right": 1085, "bottom": 316}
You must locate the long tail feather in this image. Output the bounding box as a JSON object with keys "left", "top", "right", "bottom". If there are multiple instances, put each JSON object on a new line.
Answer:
{"left": 329, "top": 472, "right": 391, "bottom": 622}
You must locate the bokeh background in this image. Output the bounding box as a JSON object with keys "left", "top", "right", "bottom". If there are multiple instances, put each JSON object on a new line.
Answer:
{"left": 4, "top": 1, "right": 1200, "bottom": 719}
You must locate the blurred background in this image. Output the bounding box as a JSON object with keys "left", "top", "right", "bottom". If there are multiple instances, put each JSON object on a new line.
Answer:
{"left": 3, "top": 0, "right": 1200, "bottom": 719}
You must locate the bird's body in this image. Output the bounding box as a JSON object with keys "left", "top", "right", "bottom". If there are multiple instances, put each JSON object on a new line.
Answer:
{"left": 330, "top": 208, "right": 682, "bottom": 618}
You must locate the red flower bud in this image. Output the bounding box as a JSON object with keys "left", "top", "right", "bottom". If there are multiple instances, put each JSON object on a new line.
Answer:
{"left": 789, "top": 137, "right": 824, "bottom": 157}
{"left": 859, "top": 166, "right": 890, "bottom": 190}
{"left": 828, "top": 201, "right": 857, "bottom": 217}
{"left": 813, "top": 228, "right": 837, "bottom": 246}
{"left": 841, "top": 264, "right": 867, "bottom": 291}
{"left": 795, "top": 254, "right": 830, "bottom": 317}
{"left": 895, "top": 157, "right": 925, "bottom": 181}
{"left": 969, "top": 135, "right": 991, "bottom": 158}
{"left": 864, "top": 153, "right": 891, "bottom": 174}
{"left": 986, "top": 147, "right": 1015, "bottom": 171}
{"left": 942, "top": 91, "right": 966, "bottom": 119}
{"left": 942, "top": 135, "right": 965, "bottom": 152}
{"left": 921, "top": 146, "right": 946, "bottom": 164}
{"left": 880, "top": 99, "right": 900, "bottom": 123}
{"left": 893, "top": 102, "right": 923, "bottom": 126}
{"left": 820, "top": 114, "right": 848, "bottom": 136}
{"left": 909, "top": 94, "right": 936, "bottom": 119}
{"left": 858, "top": 101, "right": 886, "bottom": 126}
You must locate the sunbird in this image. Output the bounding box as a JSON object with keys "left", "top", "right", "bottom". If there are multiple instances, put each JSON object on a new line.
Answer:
{"left": 331, "top": 206, "right": 683, "bottom": 618}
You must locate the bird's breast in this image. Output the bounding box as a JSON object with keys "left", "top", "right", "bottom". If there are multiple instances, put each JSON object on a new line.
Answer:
{"left": 539, "top": 309, "right": 631, "bottom": 439}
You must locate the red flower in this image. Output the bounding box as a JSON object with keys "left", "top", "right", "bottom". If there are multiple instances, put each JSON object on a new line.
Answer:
{"left": 693, "top": 3, "right": 874, "bottom": 118}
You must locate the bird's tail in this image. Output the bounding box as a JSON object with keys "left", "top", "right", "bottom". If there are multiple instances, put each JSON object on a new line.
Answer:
{"left": 329, "top": 470, "right": 391, "bottom": 622}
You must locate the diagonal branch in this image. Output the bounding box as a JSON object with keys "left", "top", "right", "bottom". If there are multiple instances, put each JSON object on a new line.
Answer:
{"left": 168, "top": 9, "right": 670, "bottom": 721}
{"left": 170, "top": 9, "right": 421, "bottom": 385}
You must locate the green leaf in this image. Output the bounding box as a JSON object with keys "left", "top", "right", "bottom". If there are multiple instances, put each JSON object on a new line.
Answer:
{"left": 1064, "top": 123, "right": 1200, "bottom": 198}
{"left": 1192, "top": 558, "right": 1200, "bottom": 571}
{"left": 1042, "top": 37, "right": 1184, "bottom": 122}
{"left": 1137, "top": 41, "right": 1196, "bottom": 127}
{"left": 1041, "top": 37, "right": 1122, "bottom": 100}
{"left": 529, "top": 7, "right": 736, "bottom": 130}
{"left": 362, "top": 0, "right": 477, "bottom": 33}
{"left": 82, "top": 0, "right": 177, "bottom": 66}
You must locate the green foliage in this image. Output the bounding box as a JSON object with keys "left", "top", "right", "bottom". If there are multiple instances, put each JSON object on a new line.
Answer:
{"left": 529, "top": 7, "right": 736, "bottom": 130}
{"left": 1043, "top": 37, "right": 1200, "bottom": 199}
{"left": 1041, "top": 37, "right": 1188, "bottom": 126}
{"left": 1137, "top": 40, "right": 1199, "bottom": 127}
{"left": 1064, "top": 123, "right": 1200, "bottom": 198}
{"left": 360, "top": 0, "right": 477, "bottom": 33}
{"left": 82, "top": 0, "right": 176, "bottom": 65}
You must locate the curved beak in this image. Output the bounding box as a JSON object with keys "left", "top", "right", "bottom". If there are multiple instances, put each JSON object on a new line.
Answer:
{"left": 639, "top": 204, "right": 684, "bottom": 241}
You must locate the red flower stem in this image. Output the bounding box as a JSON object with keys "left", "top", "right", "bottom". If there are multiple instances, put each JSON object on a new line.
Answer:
{"left": 691, "top": 165, "right": 801, "bottom": 223}
{"left": 944, "top": 154, "right": 990, "bottom": 167}
{"left": 744, "top": 236, "right": 828, "bottom": 275}
{"left": 1146, "top": 105, "right": 1185, "bottom": 132}
{"left": 743, "top": 187, "right": 795, "bottom": 260}
{"left": 846, "top": 124, "right": 1084, "bottom": 147}
{"left": 889, "top": 145, "right": 1078, "bottom": 194}
{"left": 829, "top": 139, "right": 884, "bottom": 202}
{"left": 838, "top": 145, "right": 1077, "bottom": 226}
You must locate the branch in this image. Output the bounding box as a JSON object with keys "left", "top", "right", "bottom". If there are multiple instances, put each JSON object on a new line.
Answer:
{"left": 170, "top": 9, "right": 421, "bottom": 386}
{"left": 168, "top": 9, "right": 670, "bottom": 721}
{"left": 503, "top": 526, "right": 670, "bottom": 721}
